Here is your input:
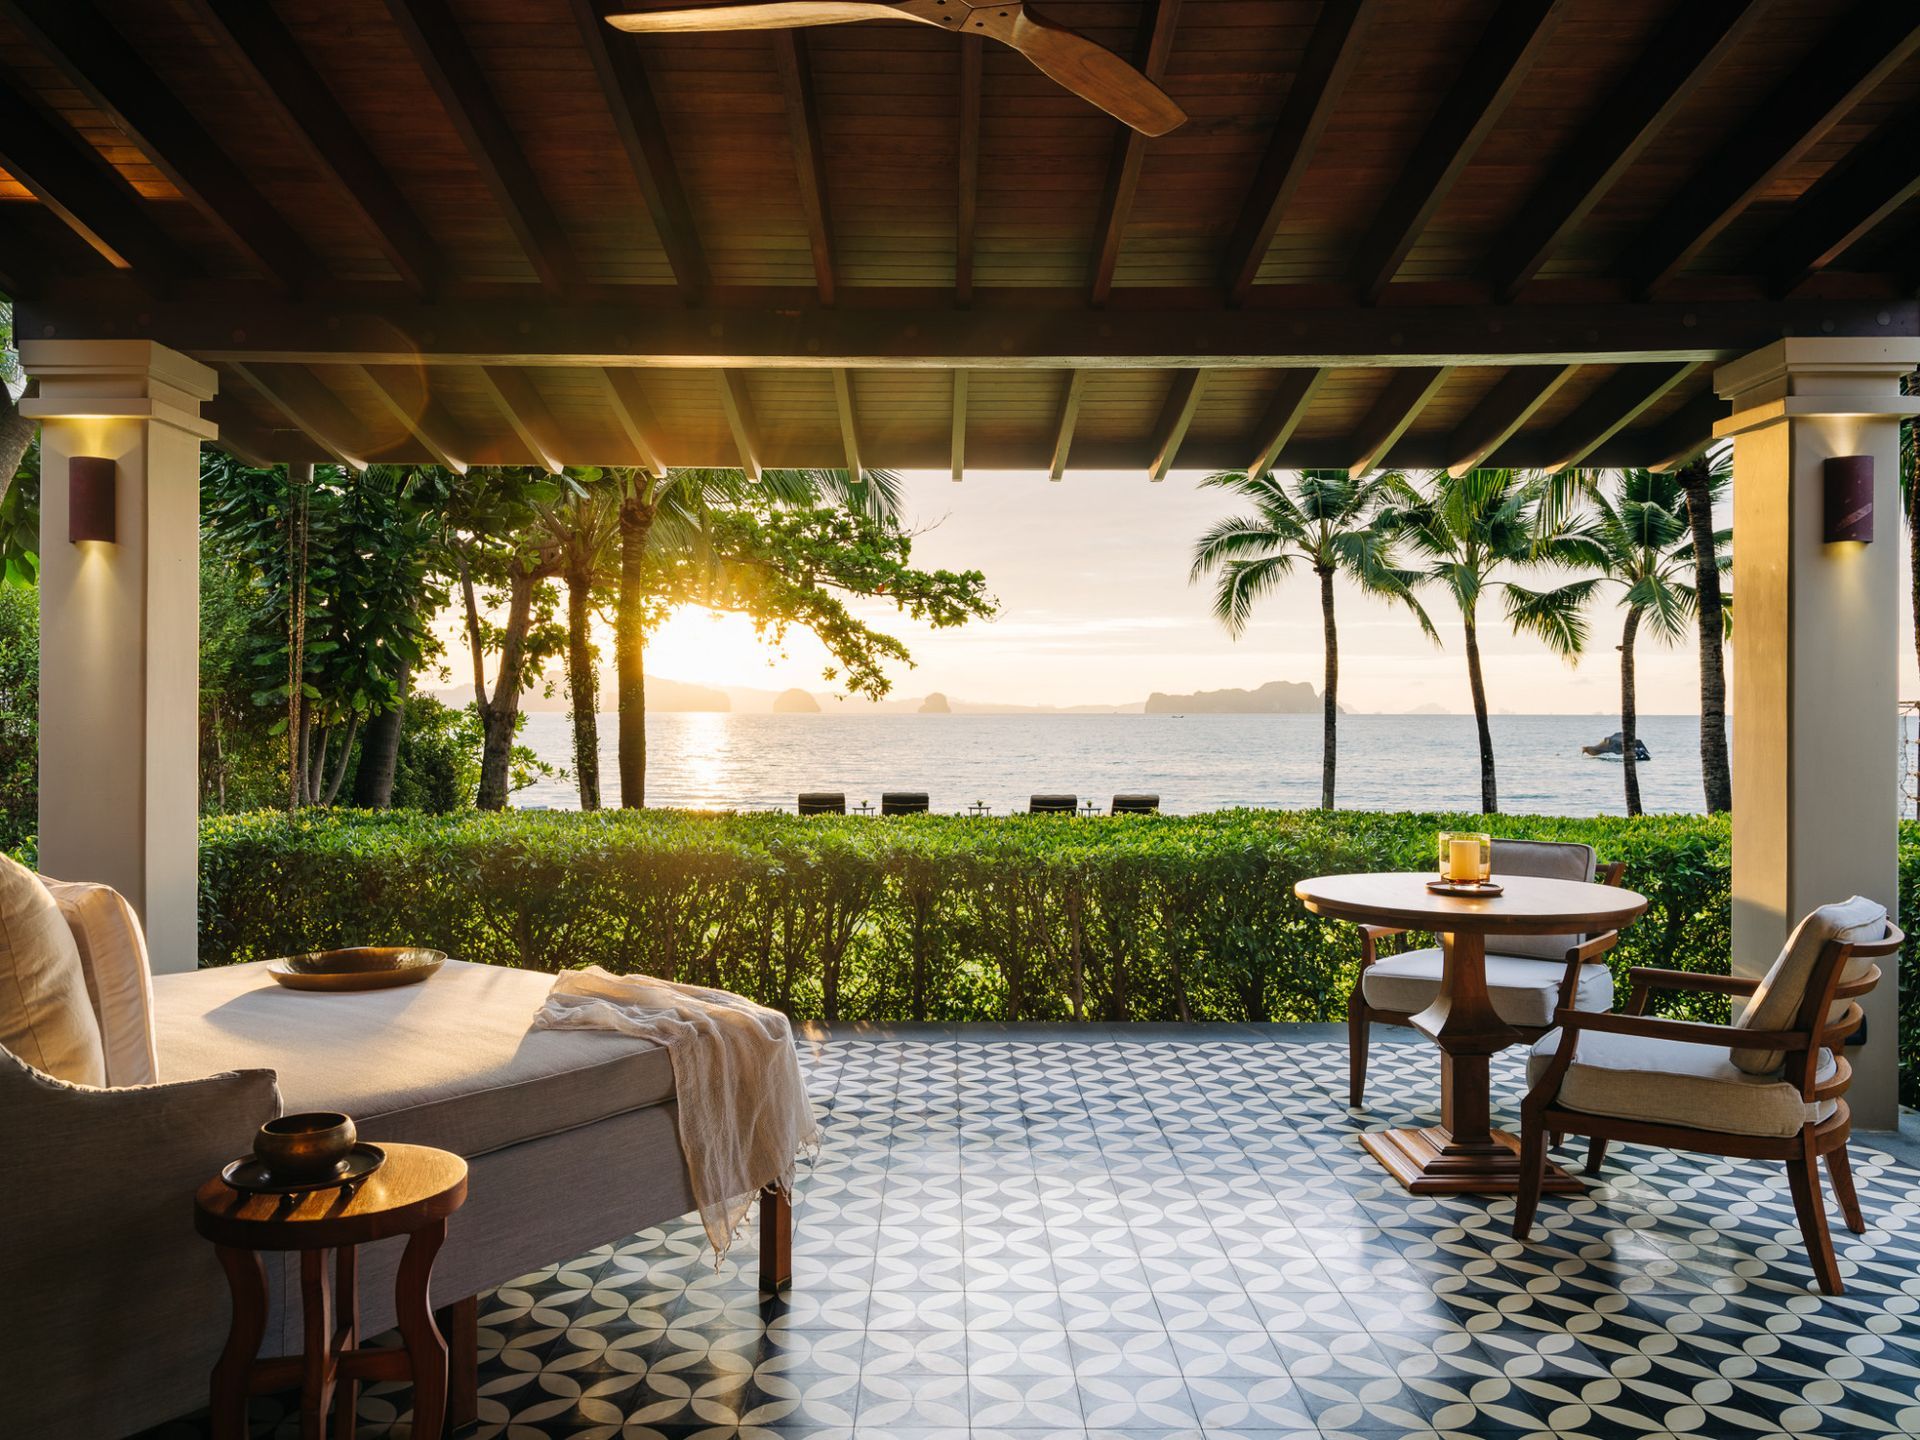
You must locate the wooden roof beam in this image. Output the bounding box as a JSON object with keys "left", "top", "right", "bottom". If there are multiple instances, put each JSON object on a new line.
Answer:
{"left": 1639, "top": 393, "right": 1728, "bottom": 473}
{"left": 185, "top": 0, "right": 442, "bottom": 298}
{"left": 592, "top": 367, "right": 668, "bottom": 476}
{"left": 1445, "top": 364, "right": 1579, "bottom": 477}
{"left": 352, "top": 364, "right": 471, "bottom": 473}
{"left": 772, "top": 32, "right": 836, "bottom": 306}
{"left": 203, "top": 397, "right": 294, "bottom": 468}
{"left": 1222, "top": 0, "right": 1374, "bottom": 305}
{"left": 1090, "top": 0, "right": 1183, "bottom": 306}
{"left": 832, "top": 369, "right": 863, "bottom": 483}
{"left": 1541, "top": 362, "right": 1701, "bottom": 472}
{"left": 229, "top": 363, "right": 370, "bottom": 472}
{"left": 0, "top": 84, "right": 186, "bottom": 280}
{"left": 950, "top": 370, "right": 968, "bottom": 482}
{"left": 476, "top": 365, "right": 566, "bottom": 473}
{"left": 1623, "top": 1, "right": 1920, "bottom": 297}
{"left": 1350, "top": 366, "right": 1453, "bottom": 474}
{"left": 1489, "top": 1, "right": 1764, "bottom": 301}
{"left": 1147, "top": 370, "right": 1206, "bottom": 481}
{"left": 2, "top": 0, "right": 315, "bottom": 291}
{"left": 570, "top": 0, "right": 710, "bottom": 296}
{"left": 384, "top": 0, "right": 580, "bottom": 296}
{"left": 1756, "top": 102, "right": 1920, "bottom": 296}
{"left": 955, "top": 37, "right": 982, "bottom": 307}
{"left": 718, "top": 370, "right": 762, "bottom": 481}
{"left": 1353, "top": 0, "right": 1567, "bottom": 303}
{"left": 1246, "top": 368, "right": 1327, "bottom": 477}
{"left": 1048, "top": 370, "right": 1087, "bottom": 480}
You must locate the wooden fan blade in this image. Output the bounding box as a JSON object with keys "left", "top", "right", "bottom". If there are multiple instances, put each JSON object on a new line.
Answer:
{"left": 605, "top": 2, "right": 905, "bottom": 33}
{"left": 1008, "top": 4, "right": 1186, "bottom": 136}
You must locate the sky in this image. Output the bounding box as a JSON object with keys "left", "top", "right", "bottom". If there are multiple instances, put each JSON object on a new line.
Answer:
{"left": 455, "top": 466, "right": 1920, "bottom": 716}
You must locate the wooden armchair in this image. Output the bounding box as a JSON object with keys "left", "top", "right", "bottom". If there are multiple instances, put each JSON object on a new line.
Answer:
{"left": 1512, "top": 904, "right": 1902, "bottom": 1295}
{"left": 1345, "top": 842, "right": 1626, "bottom": 1106}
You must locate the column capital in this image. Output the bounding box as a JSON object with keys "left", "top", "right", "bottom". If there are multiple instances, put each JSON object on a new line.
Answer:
{"left": 1713, "top": 338, "right": 1920, "bottom": 439}
{"left": 19, "top": 339, "right": 219, "bottom": 441}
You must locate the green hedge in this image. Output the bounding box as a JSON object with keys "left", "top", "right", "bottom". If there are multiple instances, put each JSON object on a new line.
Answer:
{"left": 197, "top": 808, "right": 1916, "bottom": 1104}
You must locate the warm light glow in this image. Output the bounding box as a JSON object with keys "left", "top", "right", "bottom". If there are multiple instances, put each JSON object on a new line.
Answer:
{"left": 638, "top": 607, "right": 837, "bottom": 691}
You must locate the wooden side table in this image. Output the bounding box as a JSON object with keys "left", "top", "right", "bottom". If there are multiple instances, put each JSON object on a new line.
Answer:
{"left": 194, "top": 1142, "right": 469, "bottom": 1440}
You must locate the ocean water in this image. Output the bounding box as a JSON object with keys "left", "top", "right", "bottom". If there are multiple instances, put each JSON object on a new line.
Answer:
{"left": 513, "top": 711, "right": 1729, "bottom": 817}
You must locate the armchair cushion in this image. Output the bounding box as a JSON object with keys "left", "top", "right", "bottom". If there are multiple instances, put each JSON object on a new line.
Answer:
{"left": 1488, "top": 840, "right": 1597, "bottom": 962}
{"left": 1362, "top": 948, "right": 1612, "bottom": 1028}
{"left": 1528, "top": 1027, "right": 1838, "bottom": 1138}
{"left": 1731, "top": 896, "right": 1887, "bottom": 1075}
{"left": 41, "top": 877, "right": 159, "bottom": 1086}
{"left": 0, "top": 854, "right": 105, "bottom": 1086}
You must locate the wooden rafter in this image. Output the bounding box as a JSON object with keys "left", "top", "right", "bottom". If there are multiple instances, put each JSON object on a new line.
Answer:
{"left": 1147, "top": 370, "right": 1206, "bottom": 481}
{"left": 2, "top": 0, "right": 315, "bottom": 291}
{"left": 1222, "top": 0, "right": 1374, "bottom": 305}
{"left": 186, "top": 0, "right": 441, "bottom": 297}
{"left": 950, "top": 370, "right": 969, "bottom": 482}
{"left": 570, "top": 0, "right": 710, "bottom": 295}
{"left": 1756, "top": 103, "right": 1920, "bottom": 296}
{"left": 1489, "top": 0, "right": 1764, "bottom": 301}
{"left": 229, "top": 363, "right": 369, "bottom": 471}
{"left": 1445, "top": 364, "right": 1579, "bottom": 477}
{"left": 1541, "top": 362, "right": 1701, "bottom": 472}
{"left": 1349, "top": 366, "right": 1452, "bottom": 474}
{"left": 832, "top": 369, "right": 863, "bottom": 482}
{"left": 955, "top": 37, "right": 983, "bottom": 307}
{"left": 475, "top": 365, "right": 566, "bottom": 473}
{"left": 384, "top": 0, "right": 580, "bottom": 296}
{"left": 1353, "top": 0, "right": 1567, "bottom": 302}
{"left": 352, "top": 364, "right": 470, "bottom": 473}
{"left": 772, "top": 32, "right": 836, "bottom": 305}
{"left": 1048, "top": 370, "right": 1087, "bottom": 481}
{"left": 1641, "top": 392, "right": 1728, "bottom": 473}
{"left": 1246, "top": 369, "right": 1326, "bottom": 477}
{"left": 203, "top": 398, "right": 294, "bottom": 469}
{"left": 0, "top": 83, "right": 186, "bottom": 278}
{"left": 1089, "top": 0, "right": 1183, "bottom": 306}
{"left": 718, "top": 370, "right": 762, "bottom": 480}
{"left": 592, "top": 367, "right": 668, "bottom": 476}
{"left": 1622, "top": 1, "right": 1920, "bottom": 297}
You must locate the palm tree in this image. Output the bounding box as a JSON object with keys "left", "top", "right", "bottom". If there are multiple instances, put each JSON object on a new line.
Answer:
{"left": 1673, "top": 445, "right": 1732, "bottom": 813}
{"left": 1586, "top": 468, "right": 1729, "bottom": 815}
{"left": 1191, "top": 470, "right": 1432, "bottom": 809}
{"left": 1383, "top": 468, "right": 1601, "bottom": 814}
{"left": 531, "top": 477, "right": 622, "bottom": 810}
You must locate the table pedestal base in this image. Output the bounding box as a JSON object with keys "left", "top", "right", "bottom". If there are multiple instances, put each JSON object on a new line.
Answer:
{"left": 1362, "top": 1126, "right": 1584, "bottom": 1195}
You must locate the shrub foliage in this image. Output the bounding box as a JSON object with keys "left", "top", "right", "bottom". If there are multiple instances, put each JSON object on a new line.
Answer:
{"left": 198, "top": 808, "right": 1917, "bottom": 1102}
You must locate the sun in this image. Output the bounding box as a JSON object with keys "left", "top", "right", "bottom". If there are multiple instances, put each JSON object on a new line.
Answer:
{"left": 630, "top": 606, "right": 836, "bottom": 691}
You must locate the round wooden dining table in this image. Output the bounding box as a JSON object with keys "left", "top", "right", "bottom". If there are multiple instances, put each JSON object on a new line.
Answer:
{"left": 1296, "top": 871, "right": 1648, "bottom": 1195}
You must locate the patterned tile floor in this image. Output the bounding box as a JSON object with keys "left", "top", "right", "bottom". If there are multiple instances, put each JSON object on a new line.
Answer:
{"left": 157, "top": 1028, "right": 1920, "bottom": 1439}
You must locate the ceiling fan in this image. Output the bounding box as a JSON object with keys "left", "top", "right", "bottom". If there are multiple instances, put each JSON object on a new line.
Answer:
{"left": 604, "top": 1, "right": 1187, "bottom": 136}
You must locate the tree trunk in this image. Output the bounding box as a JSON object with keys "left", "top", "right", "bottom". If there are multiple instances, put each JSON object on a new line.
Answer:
{"left": 566, "top": 566, "right": 602, "bottom": 811}
{"left": 476, "top": 568, "right": 536, "bottom": 811}
{"left": 1620, "top": 605, "right": 1643, "bottom": 818}
{"left": 1678, "top": 457, "right": 1731, "bottom": 813}
{"left": 287, "top": 461, "right": 313, "bottom": 811}
{"left": 351, "top": 667, "right": 408, "bottom": 808}
{"left": 320, "top": 715, "right": 359, "bottom": 806}
{"left": 0, "top": 404, "right": 33, "bottom": 503}
{"left": 1463, "top": 610, "right": 1497, "bottom": 814}
{"left": 1318, "top": 565, "right": 1338, "bottom": 811}
{"left": 616, "top": 496, "right": 656, "bottom": 808}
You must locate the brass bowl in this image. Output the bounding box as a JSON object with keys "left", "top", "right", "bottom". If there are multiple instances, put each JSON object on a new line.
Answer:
{"left": 267, "top": 946, "right": 446, "bottom": 992}
{"left": 255, "top": 1111, "right": 357, "bottom": 1182}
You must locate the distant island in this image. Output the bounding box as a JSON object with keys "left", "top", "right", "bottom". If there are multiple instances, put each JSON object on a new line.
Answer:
{"left": 772, "top": 687, "right": 822, "bottom": 714}
{"left": 918, "top": 692, "right": 952, "bottom": 714}
{"left": 1145, "top": 680, "right": 1322, "bottom": 715}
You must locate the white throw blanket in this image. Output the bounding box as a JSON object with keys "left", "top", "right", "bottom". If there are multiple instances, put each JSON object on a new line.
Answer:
{"left": 532, "top": 967, "right": 818, "bottom": 1257}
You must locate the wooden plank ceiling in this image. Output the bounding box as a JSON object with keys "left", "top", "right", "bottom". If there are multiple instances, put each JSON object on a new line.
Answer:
{"left": 2, "top": 0, "right": 1917, "bottom": 476}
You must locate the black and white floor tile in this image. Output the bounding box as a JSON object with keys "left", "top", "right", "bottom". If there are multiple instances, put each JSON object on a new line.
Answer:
{"left": 153, "top": 1030, "right": 1920, "bottom": 1439}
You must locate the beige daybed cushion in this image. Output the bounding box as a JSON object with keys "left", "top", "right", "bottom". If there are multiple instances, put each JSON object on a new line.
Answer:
{"left": 0, "top": 854, "right": 105, "bottom": 1086}
{"left": 1528, "top": 1027, "right": 1837, "bottom": 1139}
{"left": 41, "top": 876, "right": 160, "bottom": 1086}
{"left": 154, "top": 958, "right": 674, "bottom": 1158}
{"left": 1363, "top": 949, "right": 1612, "bottom": 1029}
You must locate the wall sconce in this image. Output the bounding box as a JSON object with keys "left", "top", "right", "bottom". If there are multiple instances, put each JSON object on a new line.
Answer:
{"left": 67, "top": 457, "right": 116, "bottom": 544}
{"left": 1822, "top": 455, "right": 1873, "bottom": 544}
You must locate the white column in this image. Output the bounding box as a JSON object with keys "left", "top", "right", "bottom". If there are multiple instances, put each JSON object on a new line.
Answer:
{"left": 1715, "top": 338, "right": 1920, "bottom": 1130}
{"left": 21, "top": 341, "right": 217, "bottom": 974}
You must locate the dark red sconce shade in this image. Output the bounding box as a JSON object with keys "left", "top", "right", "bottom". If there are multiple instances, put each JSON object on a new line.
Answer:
{"left": 68, "top": 457, "right": 117, "bottom": 544}
{"left": 1822, "top": 456, "right": 1873, "bottom": 544}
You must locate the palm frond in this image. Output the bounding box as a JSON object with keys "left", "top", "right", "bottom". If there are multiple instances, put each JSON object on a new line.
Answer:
{"left": 1502, "top": 577, "right": 1600, "bottom": 660}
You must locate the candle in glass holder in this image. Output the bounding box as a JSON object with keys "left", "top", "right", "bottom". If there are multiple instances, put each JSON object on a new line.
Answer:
{"left": 1447, "top": 835, "right": 1480, "bottom": 884}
